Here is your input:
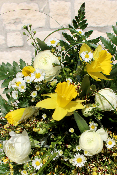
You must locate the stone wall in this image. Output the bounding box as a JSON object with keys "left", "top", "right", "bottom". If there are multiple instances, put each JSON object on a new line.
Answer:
{"left": 0, "top": 0, "right": 117, "bottom": 98}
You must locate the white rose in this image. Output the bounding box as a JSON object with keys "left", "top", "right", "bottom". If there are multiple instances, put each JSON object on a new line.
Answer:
{"left": 79, "top": 130, "right": 103, "bottom": 155}
{"left": 34, "top": 50, "right": 61, "bottom": 81}
{"left": 95, "top": 88, "right": 117, "bottom": 111}
{"left": 96, "top": 128, "right": 108, "bottom": 141}
{"left": 3, "top": 130, "right": 31, "bottom": 164}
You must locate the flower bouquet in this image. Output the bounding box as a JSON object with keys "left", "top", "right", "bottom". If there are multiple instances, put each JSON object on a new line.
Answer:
{"left": 0, "top": 3, "right": 117, "bottom": 175}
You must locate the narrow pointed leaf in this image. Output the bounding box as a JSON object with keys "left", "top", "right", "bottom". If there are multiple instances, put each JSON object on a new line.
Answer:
{"left": 37, "top": 38, "right": 50, "bottom": 51}
{"left": 74, "top": 111, "right": 89, "bottom": 133}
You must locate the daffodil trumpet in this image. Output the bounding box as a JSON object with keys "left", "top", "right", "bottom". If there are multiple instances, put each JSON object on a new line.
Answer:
{"left": 36, "top": 82, "right": 85, "bottom": 121}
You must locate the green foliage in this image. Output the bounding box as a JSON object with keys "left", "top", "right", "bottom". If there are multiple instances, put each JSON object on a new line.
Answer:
{"left": 100, "top": 23, "right": 117, "bottom": 58}
{"left": 36, "top": 38, "right": 51, "bottom": 51}
{"left": 74, "top": 111, "right": 90, "bottom": 133}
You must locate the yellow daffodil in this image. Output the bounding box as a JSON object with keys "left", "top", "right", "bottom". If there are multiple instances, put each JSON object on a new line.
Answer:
{"left": 79, "top": 44, "right": 113, "bottom": 81}
{"left": 5, "top": 108, "right": 25, "bottom": 126}
{"left": 5, "top": 107, "right": 38, "bottom": 126}
{"left": 36, "top": 82, "right": 85, "bottom": 121}
{"left": 22, "top": 66, "right": 35, "bottom": 76}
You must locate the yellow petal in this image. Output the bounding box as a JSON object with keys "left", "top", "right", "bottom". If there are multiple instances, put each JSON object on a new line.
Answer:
{"left": 5, "top": 108, "right": 25, "bottom": 126}
{"left": 52, "top": 107, "right": 68, "bottom": 121}
{"left": 93, "top": 45, "right": 102, "bottom": 60}
{"left": 22, "top": 66, "right": 35, "bottom": 76}
{"left": 36, "top": 96, "right": 57, "bottom": 109}
{"left": 65, "top": 100, "right": 85, "bottom": 112}
{"left": 88, "top": 72, "right": 110, "bottom": 81}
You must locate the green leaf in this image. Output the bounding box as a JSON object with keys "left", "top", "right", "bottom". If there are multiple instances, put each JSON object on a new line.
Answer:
{"left": 85, "top": 30, "right": 93, "bottom": 38}
{"left": 73, "top": 19, "right": 78, "bottom": 29}
{"left": 19, "top": 59, "right": 26, "bottom": 69}
{"left": 80, "top": 74, "right": 90, "bottom": 97}
{"left": 107, "top": 33, "right": 117, "bottom": 45}
{"left": 112, "top": 25, "right": 117, "bottom": 35}
{"left": 1, "top": 77, "right": 13, "bottom": 88}
{"left": 100, "top": 36, "right": 116, "bottom": 55}
{"left": 107, "top": 67, "right": 117, "bottom": 78}
{"left": 74, "top": 111, "right": 89, "bottom": 133}
{"left": 13, "top": 61, "right": 20, "bottom": 74}
{"left": 62, "top": 32, "right": 75, "bottom": 45}
{"left": 36, "top": 38, "right": 50, "bottom": 51}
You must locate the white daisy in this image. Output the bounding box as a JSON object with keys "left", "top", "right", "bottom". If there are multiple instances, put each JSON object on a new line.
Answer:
{"left": 42, "top": 114, "right": 47, "bottom": 120}
{"left": 106, "top": 138, "right": 116, "bottom": 149}
{"left": 31, "top": 97, "right": 35, "bottom": 102}
{"left": 58, "top": 150, "right": 63, "bottom": 156}
{"left": 21, "top": 170, "right": 28, "bottom": 175}
{"left": 16, "top": 72, "right": 23, "bottom": 78}
{"left": 18, "top": 83, "right": 26, "bottom": 92}
{"left": 84, "top": 150, "right": 92, "bottom": 156}
{"left": 89, "top": 121, "right": 98, "bottom": 131}
{"left": 35, "top": 85, "right": 40, "bottom": 91}
{"left": 31, "top": 69, "right": 45, "bottom": 82}
{"left": 11, "top": 77, "right": 25, "bottom": 89}
{"left": 31, "top": 91, "right": 37, "bottom": 97}
{"left": 76, "top": 145, "right": 81, "bottom": 151}
{"left": 32, "top": 158, "right": 43, "bottom": 170}
{"left": 12, "top": 91, "right": 18, "bottom": 99}
{"left": 76, "top": 29, "right": 84, "bottom": 35}
{"left": 69, "top": 128, "right": 74, "bottom": 133}
{"left": 46, "top": 38, "right": 59, "bottom": 47}
{"left": 80, "top": 51, "right": 93, "bottom": 62}
{"left": 50, "top": 79, "right": 58, "bottom": 86}
{"left": 24, "top": 76, "right": 33, "bottom": 83}
{"left": 66, "top": 78, "right": 72, "bottom": 84}
{"left": 72, "top": 153, "right": 87, "bottom": 167}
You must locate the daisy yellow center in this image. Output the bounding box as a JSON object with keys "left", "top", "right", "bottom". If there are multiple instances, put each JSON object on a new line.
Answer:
{"left": 77, "top": 158, "right": 82, "bottom": 163}
{"left": 91, "top": 125, "right": 95, "bottom": 129}
{"left": 84, "top": 150, "right": 88, "bottom": 154}
{"left": 55, "top": 82, "right": 77, "bottom": 108}
{"left": 50, "top": 40, "right": 56, "bottom": 44}
{"left": 16, "top": 81, "right": 21, "bottom": 86}
{"left": 85, "top": 54, "right": 89, "bottom": 58}
{"left": 108, "top": 141, "right": 112, "bottom": 145}
{"left": 79, "top": 31, "right": 82, "bottom": 34}
{"left": 23, "top": 170, "right": 27, "bottom": 174}
{"left": 35, "top": 161, "right": 40, "bottom": 166}
{"left": 35, "top": 73, "right": 41, "bottom": 79}
{"left": 21, "top": 85, "right": 24, "bottom": 89}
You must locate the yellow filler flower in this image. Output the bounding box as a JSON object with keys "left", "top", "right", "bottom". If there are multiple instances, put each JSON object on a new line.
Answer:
{"left": 36, "top": 82, "right": 85, "bottom": 121}
{"left": 79, "top": 44, "right": 113, "bottom": 81}
{"left": 22, "top": 66, "right": 35, "bottom": 77}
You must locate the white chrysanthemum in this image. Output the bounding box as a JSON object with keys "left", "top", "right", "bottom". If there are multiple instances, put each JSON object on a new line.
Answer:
{"left": 32, "top": 158, "right": 43, "bottom": 170}
{"left": 106, "top": 138, "right": 115, "bottom": 149}
{"left": 31, "top": 69, "right": 45, "bottom": 82}
{"left": 72, "top": 153, "right": 86, "bottom": 167}
{"left": 80, "top": 51, "right": 93, "bottom": 62}
{"left": 16, "top": 72, "right": 23, "bottom": 78}
{"left": 31, "top": 91, "right": 37, "bottom": 97}
{"left": 35, "top": 85, "right": 40, "bottom": 91}
{"left": 46, "top": 38, "right": 59, "bottom": 47}
{"left": 42, "top": 114, "right": 47, "bottom": 120}
{"left": 69, "top": 128, "right": 74, "bottom": 133}
{"left": 12, "top": 91, "right": 18, "bottom": 99}
{"left": 89, "top": 121, "right": 98, "bottom": 131}
{"left": 76, "top": 145, "right": 81, "bottom": 151}
{"left": 66, "top": 78, "right": 72, "bottom": 84}
{"left": 21, "top": 170, "right": 28, "bottom": 175}
{"left": 76, "top": 29, "right": 84, "bottom": 35}
{"left": 24, "top": 76, "right": 34, "bottom": 83}
{"left": 18, "top": 83, "right": 26, "bottom": 92}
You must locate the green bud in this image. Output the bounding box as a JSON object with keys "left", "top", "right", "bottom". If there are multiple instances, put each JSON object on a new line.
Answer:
{"left": 33, "top": 31, "right": 36, "bottom": 35}
{"left": 23, "top": 32, "right": 26, "bottom": 35}
{"left": 71, "top": 60, "right": 73, "bottom": 62}
{"left": 70, "top": 73, "right": 72, "bottom": 76}
{"left": 23, "top": 25, "right": 28, "bottom": 30}
{"left": 31, "top": 42, "right": 34, "bottom": 46}
{"left": 58, "top": 142, "right": 62, "bottom": 144}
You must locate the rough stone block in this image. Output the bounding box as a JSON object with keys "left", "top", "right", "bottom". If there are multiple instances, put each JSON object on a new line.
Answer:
{"left": 1, "top": 3, "right": 46, "bottom": 30}
{"left": 75, "top": 0, "right": 117, "bottom": 27}
{"left": 49, "top": 0, "right": 71, "bottom": 28}
{"left": 0, "top": 50, "right": 32, "bottom": 65}
{"left": 7, "top": 32, "right": 24, "bottom": 47}
{"left": 0, "top": 35, "right": 5, "bottom": 45}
